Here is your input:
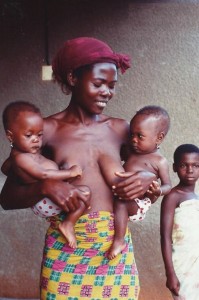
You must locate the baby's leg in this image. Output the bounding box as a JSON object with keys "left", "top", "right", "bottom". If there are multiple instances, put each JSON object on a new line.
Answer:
{"left": 59, "top": 201, "right": 86, "bottom": 248}
{"left": 59, "top": 185, "right": 90, "bottom": 248}
{"left": 108, "top": 199, "right": 137, "bottom": 260}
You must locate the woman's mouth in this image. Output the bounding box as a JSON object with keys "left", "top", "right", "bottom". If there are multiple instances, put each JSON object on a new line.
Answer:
{"left": 96, "top": 101, "right": 108, "bottom": 108}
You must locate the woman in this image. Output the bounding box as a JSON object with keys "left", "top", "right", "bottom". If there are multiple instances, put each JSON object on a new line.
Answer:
{"left": 0, "top": 37, "right": 155, "bottom": 299}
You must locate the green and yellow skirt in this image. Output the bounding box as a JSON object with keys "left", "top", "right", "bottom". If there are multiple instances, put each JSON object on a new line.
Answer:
{"left": 41, "top": 211, "right": 140, "bottom": 300}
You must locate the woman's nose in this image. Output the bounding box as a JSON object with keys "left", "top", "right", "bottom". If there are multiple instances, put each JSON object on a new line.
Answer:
{"left": 101, "top": 86, "right": 111, "bottom": 96}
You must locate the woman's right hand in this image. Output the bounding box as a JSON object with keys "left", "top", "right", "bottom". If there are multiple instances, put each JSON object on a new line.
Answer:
{"left": 41, "top": 179, "right": 91, "bottom": 212}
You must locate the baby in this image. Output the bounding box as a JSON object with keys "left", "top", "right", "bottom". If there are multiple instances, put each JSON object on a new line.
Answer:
{"left": 99, "top": 105, "right": 172, "bottom": 259}
{"left": 1, "top": 101, "right": 89, "bottom": 248}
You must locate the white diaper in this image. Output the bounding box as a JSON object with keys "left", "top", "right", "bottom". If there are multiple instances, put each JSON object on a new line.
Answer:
{"left": 32, "top": 198, "right": 62, "bottom": 218}
{"left": 128, "top": 197, "right": 151, "bottom": 222}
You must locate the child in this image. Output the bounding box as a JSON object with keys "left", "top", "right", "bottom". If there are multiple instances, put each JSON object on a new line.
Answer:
{"left": 2, "top": 101, "right": 89, "bottom": 248}
{"left": 160, "top": 144, "right": 199, "bottom": 299}
{"left": 99, "top": 105, "right": 172, "bottom": 259}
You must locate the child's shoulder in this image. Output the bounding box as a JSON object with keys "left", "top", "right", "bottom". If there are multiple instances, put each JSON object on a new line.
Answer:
{"left": 14, "top": 152, "right": 37, "bottom": 161}
{"left": 150, "top": 151, "right": 168, "bottom": 169}
{"left": 161, "top": 187, "right": 183, "bottom": 208}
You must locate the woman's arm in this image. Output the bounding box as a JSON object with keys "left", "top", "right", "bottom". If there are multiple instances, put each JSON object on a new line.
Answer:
{"left": 0, "top": 174, "right": 90, "bottom": 211}
{"left": 112, "top": 170, "right": 156, "bottom": 200}
{"left": 160, "top": 192, "right": 180, "bottom": 296}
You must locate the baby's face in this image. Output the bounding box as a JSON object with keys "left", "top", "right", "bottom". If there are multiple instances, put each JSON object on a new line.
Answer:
{"left": 130, "top": 114, "right": 160, "bottom": 154}
{"left": 10, "top": 111, "right": 44, "bottom": 154}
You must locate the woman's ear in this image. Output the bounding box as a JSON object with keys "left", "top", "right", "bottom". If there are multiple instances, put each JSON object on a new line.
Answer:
{"left": 67, "top": 72, "right": 77, "bottom": 87}
{"left": 6, "top": 130, "right": 13, "bottom": 143}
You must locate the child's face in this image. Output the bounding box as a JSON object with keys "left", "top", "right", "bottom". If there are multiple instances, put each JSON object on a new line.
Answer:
{"left": 130, "top": 114, "right": 161, "bottom": 154}
{"left": 9, "top": 111, "right": 43, "bottom": 154}
{"left": 174, "top": 153, "right": 199, "bottom": 185}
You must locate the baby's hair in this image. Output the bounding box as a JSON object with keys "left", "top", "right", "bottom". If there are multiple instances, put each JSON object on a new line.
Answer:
{"left": 2, "top": 100, "right": 41, "bottom": 131}
{"left": 174, "top": 144, "right": 199, "bottom": 165}
{"left": 133, "top": 105, "right": 170, "bottom": 135}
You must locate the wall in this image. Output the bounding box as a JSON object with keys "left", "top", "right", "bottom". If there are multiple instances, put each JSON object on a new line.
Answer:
{"left": 1, "top": 0, "right": 199, "bottom": 299}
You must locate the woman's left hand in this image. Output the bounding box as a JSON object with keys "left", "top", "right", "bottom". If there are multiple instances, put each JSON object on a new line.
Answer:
{"left": 112, "top": 171, "right": 156, "bottom": 200}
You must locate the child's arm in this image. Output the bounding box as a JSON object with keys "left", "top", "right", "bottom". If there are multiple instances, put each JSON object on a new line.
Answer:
{"left": 1, "top": 157, "right": 12, "bottom": 176}
{"left": 160, "top": 192, "right": 180, "bottom": 296}
{"left": 14, "top": 154, "right": 82, "bottom": 181}
{"left": 150, "top": 157, "right": 171, "bottom": 197}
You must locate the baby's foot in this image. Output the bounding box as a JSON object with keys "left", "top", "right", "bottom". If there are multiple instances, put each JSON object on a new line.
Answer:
{"left": 59, "top": 221, "right": 77, "bottom": 248}
{"left": 107, "top": 239, "right": 126, "bottom": 260}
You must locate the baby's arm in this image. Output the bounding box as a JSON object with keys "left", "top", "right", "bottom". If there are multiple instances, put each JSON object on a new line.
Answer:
{"left": 148, "top": 157, "right": 171, "bottom": 198}
{"left": 1, "top": 157, "right": 12, "bottom": 176}
{"left": 160, "top": 192, "right": 180, "bottom": 296}
{"left": 14, "top": 154, "right": 82, "bottom": 182}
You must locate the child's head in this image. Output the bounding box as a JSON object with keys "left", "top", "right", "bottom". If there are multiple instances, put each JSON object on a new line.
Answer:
{"left": 2, "top": 101, "right": 43, "bottom": 154}
{"left": 173, "top": 144, "right": 199, "bottom": 185}
{"left": 130, "top": 105, "right": 170, "bottom": 154}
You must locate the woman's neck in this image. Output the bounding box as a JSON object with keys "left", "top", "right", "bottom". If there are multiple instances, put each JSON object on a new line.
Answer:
{"left": 67, "top": 101, "right": 100, "bottom": 125}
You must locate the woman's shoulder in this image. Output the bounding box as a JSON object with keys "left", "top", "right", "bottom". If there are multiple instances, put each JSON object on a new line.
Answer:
{"left": 44, "top": 110, "right": 66, "bottom": 122}
{"left": 103, "top": 114, "right": 130, "bottom": 132}
{"left": 43, "top": 111, "right": 66, "bottom": 144}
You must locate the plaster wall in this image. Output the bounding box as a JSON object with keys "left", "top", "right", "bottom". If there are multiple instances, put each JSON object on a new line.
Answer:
{"left": 1, "top": 0, "right": 199, "bottom": 299}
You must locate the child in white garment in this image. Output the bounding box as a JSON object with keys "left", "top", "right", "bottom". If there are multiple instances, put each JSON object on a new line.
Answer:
{"left": 161, "top": 144, "right": 199, "bottom": 299}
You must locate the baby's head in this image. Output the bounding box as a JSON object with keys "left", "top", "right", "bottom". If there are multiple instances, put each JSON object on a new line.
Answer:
{"left": 130, "top": 105, "right": 170, "bottom": 154}
{"left": 173, "top": 144, "right": 199, "bottom": 183}
{"left": 2, "top": 101, "right": 43, "bottom": 153}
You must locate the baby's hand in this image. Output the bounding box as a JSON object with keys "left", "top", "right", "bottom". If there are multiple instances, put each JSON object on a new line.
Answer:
{"left": 146, "top": 181, "right": 161, "bottom": 203}
{"left": 69, "top": 165, "right": 83, "bottom": 178}
{"left": 148, "top": 180, "right": 161, "bottom": 195}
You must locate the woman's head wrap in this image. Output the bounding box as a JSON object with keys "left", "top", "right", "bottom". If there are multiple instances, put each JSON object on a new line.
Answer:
{"left": 52, "top": 37, "right": 131, "bottom": 90}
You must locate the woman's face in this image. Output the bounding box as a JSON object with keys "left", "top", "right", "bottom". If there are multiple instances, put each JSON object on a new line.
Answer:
{"left": 72, "top": 62, "right": 118, "bottom": 115}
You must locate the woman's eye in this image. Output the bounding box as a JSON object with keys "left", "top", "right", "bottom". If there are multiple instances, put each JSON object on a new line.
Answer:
{"left": 109, "top": 84, "right": 115, "bottom": 90}
{"left": 93, "top": 82, "right": 101, "bottom": 88}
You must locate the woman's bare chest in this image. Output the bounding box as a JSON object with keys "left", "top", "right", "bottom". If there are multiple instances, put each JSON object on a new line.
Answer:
{"left": 45, "top": 125, "right": 123, "bottom": 167}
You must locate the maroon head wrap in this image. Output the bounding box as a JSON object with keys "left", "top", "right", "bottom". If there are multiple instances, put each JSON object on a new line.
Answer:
{"left": 52, "top": 37, "right": 131, "bottom": 89}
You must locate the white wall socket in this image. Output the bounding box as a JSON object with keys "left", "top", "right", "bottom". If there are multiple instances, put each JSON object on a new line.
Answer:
{"left": 42, "top": 65, "right": 53, "bottom": 81}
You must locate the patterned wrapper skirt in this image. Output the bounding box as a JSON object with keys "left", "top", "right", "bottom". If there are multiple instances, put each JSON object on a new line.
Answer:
{"left": 41, "top": 211, "right": 140, "bottom": 300}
